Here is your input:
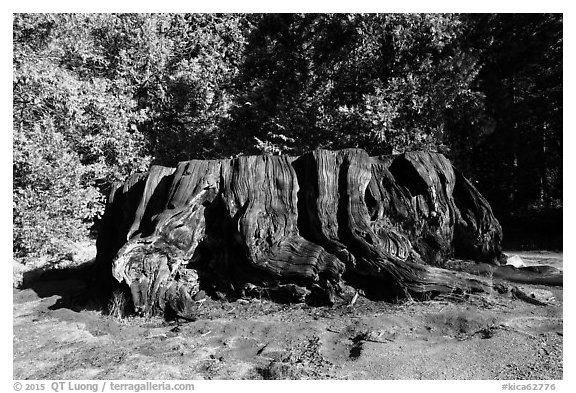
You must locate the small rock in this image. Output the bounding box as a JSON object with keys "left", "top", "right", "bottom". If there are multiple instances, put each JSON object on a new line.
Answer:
{"left": 517, "top": 286, "right": 556, "bottom": 304}
{"left": 506, "top": 255, "right": 526, "bottom": 268}
{"left": 193, "top": 290, "right": 206, "bottom": 301}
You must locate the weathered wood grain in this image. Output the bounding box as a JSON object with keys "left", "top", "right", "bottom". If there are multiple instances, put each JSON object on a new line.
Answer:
{"left": 96, "top": 149, "right": 507, "bottom": 316}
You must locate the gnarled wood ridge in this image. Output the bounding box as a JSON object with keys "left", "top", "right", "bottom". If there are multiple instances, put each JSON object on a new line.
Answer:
{"left": 96, "top": 149, "right": 511, "bottom": 317}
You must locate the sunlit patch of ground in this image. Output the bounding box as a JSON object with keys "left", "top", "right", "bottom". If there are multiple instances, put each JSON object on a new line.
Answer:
{"left": 13, "top": 252, "right": 562, "bottom": 380}
{"left": 505, "top": 250, "right": 563, "bottom": 271}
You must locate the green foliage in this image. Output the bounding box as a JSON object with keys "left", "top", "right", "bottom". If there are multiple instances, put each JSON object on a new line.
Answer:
{"left": 13, "top": 123, "right": 103, "bottom": 257}
{"left": 131, "top": 14, "right": 250, "bottom": 163}
{"left": 12, "top": 13, "right": 562, "bottom": 258}
{"left": 228, "top": 14, "right": 484, "bottom": 156}
{"left": 13, "top": 13, "right": 250, "bottom": 258}
{"left": 13, "top": 14, "right": 151, "bottom": 259}
{"left": 454, "top": 14, "right": 562, "bottom": 218}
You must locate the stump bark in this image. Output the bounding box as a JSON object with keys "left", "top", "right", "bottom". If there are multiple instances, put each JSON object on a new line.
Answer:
{"left": 96, "top": 149, "right": 505, "bottom": 317}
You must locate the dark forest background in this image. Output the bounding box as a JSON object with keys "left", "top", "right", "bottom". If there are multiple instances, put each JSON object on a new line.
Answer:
{"left": 13, "top": 13, "right": 562, "bottom": 261}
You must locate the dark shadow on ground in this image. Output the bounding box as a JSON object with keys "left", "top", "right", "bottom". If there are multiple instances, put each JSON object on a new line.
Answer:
{"left": 19, "top": 260, "right": 113, "bottom": 313}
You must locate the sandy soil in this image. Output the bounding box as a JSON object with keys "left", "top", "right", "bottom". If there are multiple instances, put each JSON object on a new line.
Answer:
{"left": 504, "top": 251, "right": 563, "bottom": 271}
{"left": 13, "top": 253, "right": 563, "bottom": 380}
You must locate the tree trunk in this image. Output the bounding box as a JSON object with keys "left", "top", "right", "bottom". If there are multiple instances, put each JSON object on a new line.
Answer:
{"left": 95, "top": 149, "right": 505, "bottom": 317}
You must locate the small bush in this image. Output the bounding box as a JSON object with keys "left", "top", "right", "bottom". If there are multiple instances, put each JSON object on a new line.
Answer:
{"left": 107, "top": 288, "right": 131, "bottom": 319}
{"left": 13, "top": 124, "right": 104, "bottom": 260}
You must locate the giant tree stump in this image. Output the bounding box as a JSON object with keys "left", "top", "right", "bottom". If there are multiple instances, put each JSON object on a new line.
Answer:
{"left": 96, "top": 149, "right": 504, "bottom": 317}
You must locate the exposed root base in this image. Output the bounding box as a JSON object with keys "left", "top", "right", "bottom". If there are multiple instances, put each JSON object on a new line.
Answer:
{"left": 96, "top": 149, "right": 505, "bottom": 316}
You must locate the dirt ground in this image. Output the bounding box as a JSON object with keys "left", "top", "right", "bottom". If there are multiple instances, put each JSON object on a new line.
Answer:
{"left": 13, "top": 251, "right": 563, "bottom": 380}
{"left": 507, "top": 251, "right": 563, "bottom": 271}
